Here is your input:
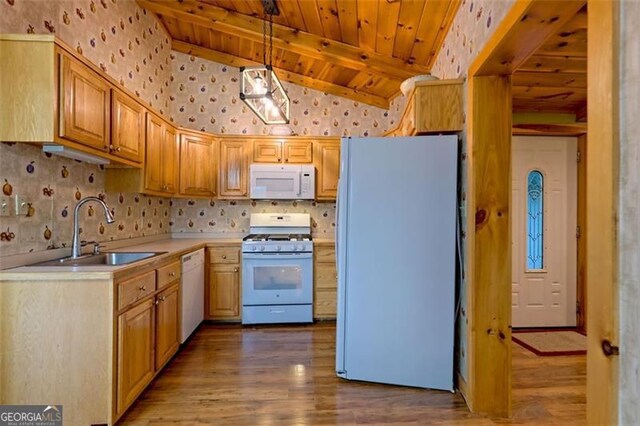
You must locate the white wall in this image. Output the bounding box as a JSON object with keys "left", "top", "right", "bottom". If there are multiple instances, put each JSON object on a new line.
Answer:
{"left": 618, "top": 1, "right": 640, "bottom": 422}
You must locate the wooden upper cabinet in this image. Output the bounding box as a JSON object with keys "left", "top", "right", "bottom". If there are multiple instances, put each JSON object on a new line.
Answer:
{"left": 163, "top": 125, "right": 178, "bottom": 193}
{"left": 219, "top": 139, "right": 249, "bottom": 199}
{"left": 385, "top": 79, "right": 464, "bottom": 136}
{"left": 253, "top": 140, "right": 282, "bottom": 163}
{"left": 145, "top": 113, "right": 164, "bottom": 193}
{"left": 144, "top": 112, "right": 177, "bottom": 194}
{"left": 59, "top": 53, "right": 110, "bottom": 151}
{"left": 414, "top": 80, "right": 463, "bottom": 133}
{"left": 314, "top": 140, "right": 341, "bottom": 200}
{"left": 283, "top": 141, "right": 312, "bottom": 163}
{"left": 179, "top": 131, "right": 217, "bottom": 197}
{"left": 111, "top": 89, "right": 145, "bottom": 162}
{"left": 253, "top": 139, "right": 312, "bottom": 163}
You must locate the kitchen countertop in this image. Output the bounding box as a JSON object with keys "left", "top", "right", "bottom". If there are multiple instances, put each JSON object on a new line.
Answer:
{"left": 0, "top": 235, "right": 335, "bottom": 280}
{"left": 0, "top": 238, "right": 226, "bottom": 280}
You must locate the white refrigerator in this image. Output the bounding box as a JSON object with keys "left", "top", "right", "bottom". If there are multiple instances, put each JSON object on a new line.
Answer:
{"left": 335, "top": 135, "right": 457, "bottom": 391}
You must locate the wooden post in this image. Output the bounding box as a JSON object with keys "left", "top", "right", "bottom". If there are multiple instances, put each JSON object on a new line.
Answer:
{"left": 586, "top": 0, "right": 619, "bottom": 424}
{"left": 576, "top": 134, "right": 587, "bottom": 331}
{"left": 466, "top": 75, "right": 512, "bottom": 416}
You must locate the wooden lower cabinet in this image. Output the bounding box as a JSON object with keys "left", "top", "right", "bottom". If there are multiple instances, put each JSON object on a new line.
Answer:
{"left": 115, "top": 261, "right": 182, "bottom": 420}
{"left": 208, "top": 264, "right": 241, "bottom": 320}
{"left": 206, "top": 244, "right": 241, "bottom": 321}
{"left": 155, "top": 283, "right": 180, "bottom": 370}
{"left": 117, "top": 298, "right": 155, "bottom": 415}
{"left": 314, "top": 243, "right": 337, "bottom": 319}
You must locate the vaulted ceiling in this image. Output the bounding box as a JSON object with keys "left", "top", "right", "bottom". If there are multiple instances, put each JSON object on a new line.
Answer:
{"left": 512, "top": 5, "right": 587, "bottom": 120}
{"left": 137, "top": 0, "right": 461, "bottom": 109}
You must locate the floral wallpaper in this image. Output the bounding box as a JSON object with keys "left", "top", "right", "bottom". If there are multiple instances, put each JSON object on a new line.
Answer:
{"left": 432, "top": 0, "right": 516, "bottom": 79}
{"left": 169, "top": 51, "right": 392, "bottom": 137}
{"left": 0, "top": 0, "right": 175, "bottom": 259}
{"left": 171, "top": 199, "right": 335, "bottom": 237}
{"left": 0, "top": 0, "right": 172, "bottom": 115}
{"left": 0, "top": 143, "right": 169, "bottom": 257}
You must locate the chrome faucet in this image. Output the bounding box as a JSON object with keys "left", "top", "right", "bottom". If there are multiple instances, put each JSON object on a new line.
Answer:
{"left": 71, "top": 196, "right": 115, "bottom": 258}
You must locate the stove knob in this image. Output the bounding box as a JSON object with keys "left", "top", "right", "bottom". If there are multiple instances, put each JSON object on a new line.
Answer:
{"left": 251, "top": 246, "right": 257, "bottom": 251}
{"left": 276, "top": 245, "right": 281, "bottom": 251}
{"left": 260, "top": 246, "right": 265, "bottom": 252}
{"left": 291, "top": 245, "right": 298, "bottom": 251}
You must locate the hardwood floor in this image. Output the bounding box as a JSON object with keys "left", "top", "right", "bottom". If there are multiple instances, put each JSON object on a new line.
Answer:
{"left": 119, "top": 323, "right": 585, "bottom": 425}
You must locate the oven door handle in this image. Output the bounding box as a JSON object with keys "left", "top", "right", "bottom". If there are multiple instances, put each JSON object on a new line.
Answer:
{"left": 242, "top": 253, "right": 313, "bottom": 261}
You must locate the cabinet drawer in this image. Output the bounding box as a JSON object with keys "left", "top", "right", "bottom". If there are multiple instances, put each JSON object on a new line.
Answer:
{"left": 118, "top": 271, "right": 156, "bottom": 310}
{"left": 315, "top": 246, "right": 336, "bottom": 264}
{"left": 157, "top": 261, "right": 181, "bottom": 289}
{"left": 314, "top": 289, "right": 337, "bottom": 318}
{"left": 209, "top": 246, "right": 240, "bottom": 264}
{"left": 315, "top": 263, "right": 337, "bottom": 290}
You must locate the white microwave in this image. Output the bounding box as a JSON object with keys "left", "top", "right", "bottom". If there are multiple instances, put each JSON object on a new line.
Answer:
{"left": 249, "top": 164, "right": 315, "bottom": 200}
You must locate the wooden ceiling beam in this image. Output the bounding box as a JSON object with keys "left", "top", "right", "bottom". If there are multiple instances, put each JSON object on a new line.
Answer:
{"left": 471, "top": 0, "right": 586, "bottom": 76}
{"left": 575, "top": 103, "right": 588, "bottom": 122}
{"left": 137, "top": 0, "right": 430, "bottom": 80}
{"left": 172, "top": 40, "right": 390, "bottom": 109}
{"left": 512, "top": 71, "right": 587, "bottom": 88}
{"left": 512, "top": 123, "right": 587, "bottom": 136}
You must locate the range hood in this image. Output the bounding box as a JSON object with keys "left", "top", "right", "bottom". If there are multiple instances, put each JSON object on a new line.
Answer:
{"left": 43, "top": 144, "right": 110, "bottom": 165}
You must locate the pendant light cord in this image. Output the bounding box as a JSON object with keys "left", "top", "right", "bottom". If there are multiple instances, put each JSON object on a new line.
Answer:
{"left": 262, "top": 12, "right": 267, "bottom": 66}
{"left": 269, "top": 13, "right": 274, "bottom": 69}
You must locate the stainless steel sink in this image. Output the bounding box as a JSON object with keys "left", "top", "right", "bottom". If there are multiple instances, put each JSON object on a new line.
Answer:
{"left": 31, "top": 252, "right": 167, "bottom": 267}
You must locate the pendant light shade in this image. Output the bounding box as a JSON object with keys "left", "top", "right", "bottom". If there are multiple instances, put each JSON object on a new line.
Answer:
{"left": 240, "top": 65, "right": 290, "bottom": 124}
{"left": 239, "top": 0, "right": 289, "bottom": 124}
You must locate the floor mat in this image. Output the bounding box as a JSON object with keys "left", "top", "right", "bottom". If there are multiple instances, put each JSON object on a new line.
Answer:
{"left": 512, "top": 329, "right": 587, "bottom": 356}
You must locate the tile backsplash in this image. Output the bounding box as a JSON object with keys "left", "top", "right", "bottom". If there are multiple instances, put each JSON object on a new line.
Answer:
{"left": 0, "top": 143, "right": 170, "bottom": 257}
{"left": 170, "top": 199, "right": 335, "bottom": 237}
{"left": 0, "top": 143, "right": 336, "bottom": 258}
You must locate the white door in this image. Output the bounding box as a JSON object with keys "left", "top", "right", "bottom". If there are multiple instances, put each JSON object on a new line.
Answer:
{"left": 512, "top": 136, "right": 577, "bottom": 327}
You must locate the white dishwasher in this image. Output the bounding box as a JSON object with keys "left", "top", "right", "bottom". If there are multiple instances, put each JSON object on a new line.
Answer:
{"left": 181, "top": 249, "right": 205, "bottom": 343}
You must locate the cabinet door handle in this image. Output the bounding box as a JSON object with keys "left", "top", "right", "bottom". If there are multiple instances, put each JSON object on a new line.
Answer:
{"left": 234, "top": 267, "right": 239, "bottom": 272}
{"left": 169, "top": 272, "right": 176, "bottom": 277}
{"left": 115, "top": 147, "right": 122, "bottom": 152}
{"left": 285, "top": 158, "right": 289, "bottom": 162}
{"left": 155, "top": 298, "right": 160, "bottom": 305}
{"left": 138, "top": 284, "right": 147, "bottom": 291}
{"left": 222, "top": 255, "right": 227, "bottom": 259}
{"left": 277, "top": 158, "right": 281, "bottom": 162}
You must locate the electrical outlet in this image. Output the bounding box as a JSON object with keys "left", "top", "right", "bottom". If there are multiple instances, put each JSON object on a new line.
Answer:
{"left": 14, "top": 195, "right": 30, "bottom": 216}
{"left": 0, "top": 197, "right": 9, "bottom": 217}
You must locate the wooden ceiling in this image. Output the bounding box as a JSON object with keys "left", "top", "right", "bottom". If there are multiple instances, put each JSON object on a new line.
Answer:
{"left": 512, "top": 5, "right": 587, "bottom": 119}
{"left": 138, "top": 0, "right": 461, "bottom": 108}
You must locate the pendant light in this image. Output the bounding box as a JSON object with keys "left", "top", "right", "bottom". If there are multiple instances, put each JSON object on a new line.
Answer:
{"left": 239, "top": 0, "right": 290, "bottom": 124}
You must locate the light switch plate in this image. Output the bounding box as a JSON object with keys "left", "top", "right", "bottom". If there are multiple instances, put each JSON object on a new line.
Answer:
{"left": 0, "top": 197, "right": 9, "bottom": 217}
{"left": 14, "top": 195, "right": 30, "bottom": 216}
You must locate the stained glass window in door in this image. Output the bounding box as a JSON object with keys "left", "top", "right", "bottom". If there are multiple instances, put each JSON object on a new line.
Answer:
{"left": 527, "top": 170, "right": 544, "bottom": 270}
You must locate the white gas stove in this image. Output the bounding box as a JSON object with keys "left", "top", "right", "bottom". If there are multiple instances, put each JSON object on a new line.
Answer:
{"left": 241, "top": 213, "right": 314, "bottom": 324}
